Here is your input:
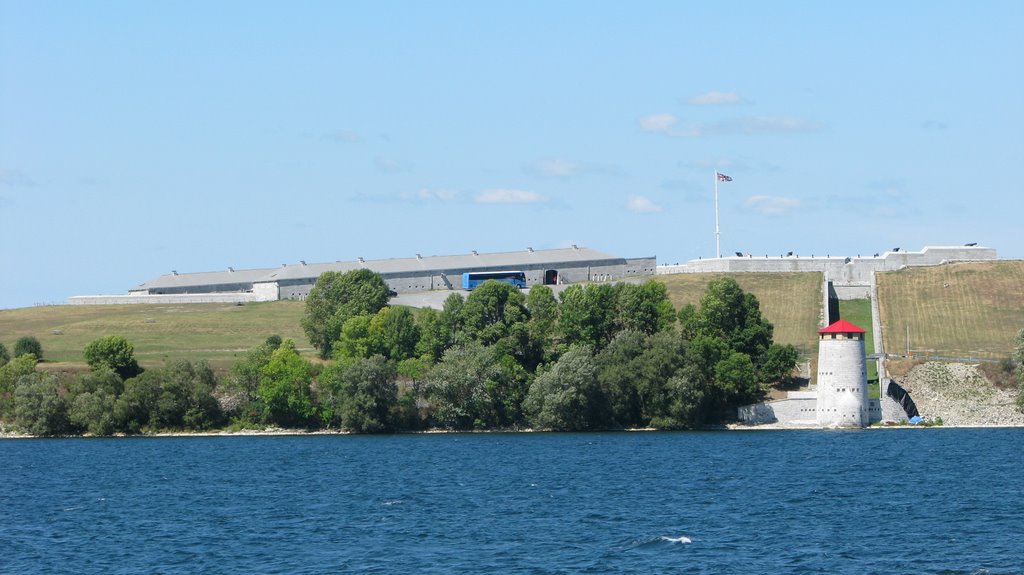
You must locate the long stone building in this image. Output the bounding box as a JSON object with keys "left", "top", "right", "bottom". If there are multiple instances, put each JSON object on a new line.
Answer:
{"left": 69, "top": 246, "right": 657, "bottom": 305}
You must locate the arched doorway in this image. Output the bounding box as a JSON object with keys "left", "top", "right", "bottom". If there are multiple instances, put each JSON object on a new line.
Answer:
{"left": 544, "top": 269, "right": 558, "bottom": 285}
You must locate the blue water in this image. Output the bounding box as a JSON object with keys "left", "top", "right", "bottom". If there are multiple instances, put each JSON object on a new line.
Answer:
{"left": 1, "top": 429, "right": 1022, "bottom": 574}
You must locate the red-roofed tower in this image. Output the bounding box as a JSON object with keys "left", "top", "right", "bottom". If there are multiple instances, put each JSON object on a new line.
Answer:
{"left": 815, "top": 319, "right": 869, "bottom": 427}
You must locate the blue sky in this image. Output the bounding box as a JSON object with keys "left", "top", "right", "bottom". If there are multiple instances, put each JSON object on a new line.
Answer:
{"left": 1, "top": 1, "right": 1022, "bottom": 309}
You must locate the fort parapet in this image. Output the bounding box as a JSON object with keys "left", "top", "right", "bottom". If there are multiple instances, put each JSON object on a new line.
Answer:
{"left": 657, "top": 245, "right": 995, "bottom": 299}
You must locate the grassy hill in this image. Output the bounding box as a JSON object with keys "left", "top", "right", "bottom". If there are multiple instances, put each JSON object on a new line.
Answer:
{"left": 656, "top": 272, "right": 823, "bottom": 356}
{"left": 876, "top": 260, "right": 1024, "bottom": 360}
{"left": 0, "top": 301, "right": 308, "bottom": 370}
{"left": 6, "top": 261, "right": 1017, "bottom": 373}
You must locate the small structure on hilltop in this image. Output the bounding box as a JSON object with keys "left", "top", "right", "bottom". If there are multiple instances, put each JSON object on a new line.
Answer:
{"left": 815, "top": 320, "right": 869, "bottom": 427}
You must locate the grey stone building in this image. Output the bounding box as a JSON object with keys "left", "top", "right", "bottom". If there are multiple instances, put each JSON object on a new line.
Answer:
{"left": 69, "top": 246, "right": 656, "bottom": 305}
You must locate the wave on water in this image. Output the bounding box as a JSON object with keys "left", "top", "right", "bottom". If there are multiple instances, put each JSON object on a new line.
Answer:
{"left": 623, "top": 535, "right": 693, "bottom": 551}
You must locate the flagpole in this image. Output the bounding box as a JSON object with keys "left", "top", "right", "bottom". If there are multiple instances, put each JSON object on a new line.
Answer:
{"left": 714, "top": 171, "right": 721, "bottom": 259}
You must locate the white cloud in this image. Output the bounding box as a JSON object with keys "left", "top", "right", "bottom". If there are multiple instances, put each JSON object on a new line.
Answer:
{"left": 627, "top": 195, "right": 663, "bottom": 213}
{"left": 374, "top": 156, "right": 412, "bottom": 174}
{"left": 0, "top": 168, "right": 34, "bottom": 186}
{"left": 475, "top": 189, "right": 548, "bottom": 204}
{"left": 744, "top": 195, "right": 801, "bottom": 216}
{"left": 647, "top": 116, "right": 824, "bottom": 138}
{"left": 325, "top": 129, "right": 362, "bottom": 143}
{"left": 687, "top": 91, "right": 746, "bottom": 105}
{"left": 714, "top": 116, "right": 825, "bottom": 135}
{"left": 638, "top": 113, "right": 680, "bottom": 134}
{"left": 399, "top": 189, "right": 458, "bottom": 202}
{"left": 534, "top": 159, "right": 581, "bottom": 177}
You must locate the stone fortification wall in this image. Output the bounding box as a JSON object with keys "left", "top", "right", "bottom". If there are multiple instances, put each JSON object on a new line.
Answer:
{"left": 737, "top": 396, "right": 883, "bottom": 426}
{"left": 69, "top": 292, "right": 273, "bottom": 305}
{"left": 657, "top": 246, "right": 996, "bottom": 289}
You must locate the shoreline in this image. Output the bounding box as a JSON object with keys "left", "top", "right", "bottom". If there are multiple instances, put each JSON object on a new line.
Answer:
{"left": 4, "top": 422, "right": 1024, "bottom": 440}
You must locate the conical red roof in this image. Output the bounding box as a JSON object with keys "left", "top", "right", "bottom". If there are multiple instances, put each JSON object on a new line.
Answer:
{"left": 818, "top": 319, "right": 866, "bottom": 334}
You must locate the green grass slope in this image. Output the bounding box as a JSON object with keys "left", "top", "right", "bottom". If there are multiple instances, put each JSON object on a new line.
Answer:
{"left": 0, "top": 301, "right": 308, "bottom": 370}
{"left": 876, "top": 260, "right": 1024, "bottom": 360}
{"left": 657, "top": 272, "right": 823, "bottom": 356}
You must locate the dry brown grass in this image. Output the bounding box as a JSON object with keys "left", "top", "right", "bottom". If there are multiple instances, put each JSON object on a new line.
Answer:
{"left": 656, "top": 272, "right": 823, "bottom": 356}
{"left": 876, "top": 261, "right": 1024, "bottom": 360}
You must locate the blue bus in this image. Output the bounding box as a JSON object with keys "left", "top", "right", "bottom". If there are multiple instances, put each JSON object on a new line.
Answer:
{"left": 462, "top": 270, "right": 527, "bottom": 291}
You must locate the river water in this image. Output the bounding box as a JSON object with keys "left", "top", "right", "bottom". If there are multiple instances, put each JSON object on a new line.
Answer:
{"left": 1, "top": 429, "right": 1021, "bottom": 574}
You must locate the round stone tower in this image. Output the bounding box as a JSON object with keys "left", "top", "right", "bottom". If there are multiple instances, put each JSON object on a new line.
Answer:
{"left": 815, "top": 319, "right": 869, "bottom": 427}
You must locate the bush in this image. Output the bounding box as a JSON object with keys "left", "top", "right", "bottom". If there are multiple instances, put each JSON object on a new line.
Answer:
{"left": 0, "top": 343, "right": 9, "bottom": 366}
{"left": 14, "top": 372, "right": 70, "bottom": 436}
{"left": 14, "top": 337, "right": 42, "bottom": 361}
{"left": 83, "top": 336, "right": 141, "bottom": 379}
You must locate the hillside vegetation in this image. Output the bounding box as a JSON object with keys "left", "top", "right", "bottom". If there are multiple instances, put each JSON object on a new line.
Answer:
{"left": 658, "top": 272, "right": 823, "bottom": 356}
{"left": 0, "top": 301, "right": 307, "bottom": 369}
{"left": 876, "top": 261, "right": 1024, "bottom": 360}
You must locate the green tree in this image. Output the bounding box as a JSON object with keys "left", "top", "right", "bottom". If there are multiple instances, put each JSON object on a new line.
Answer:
{"left": 618, "top": 281, "right": 676, "bottom": 335}
{"left": 558, "top": 284, "right": 620, "bottom": 351}
{"left": 426, "top": 343, "right": 521, "bottom": 429}
{"left": 682, "top": 277, "right": 773, "bottom": 359}
{"left": 69, "top": 388, "right": 117, "bottom": 436}
{"left": 320, "top": 355, "right": 398, "bottom": 432}
{"left": 83, "top": 335, "right": 141, "bottom": 379}
{"left": 302, "top": 269, "right": 391, "bottom": 358}
{"left": 333, "top": 314, "right": 377, "bottom": 362}
{"left": 258, "top": 340, "right": 317, "bottom": 427}
{"left": 459, "top": 281, "right": 530, "bottom": 351}
{"left": 0, "top": 342, "right": 10, "bottom": 366}
{"left": 371, "top": 306, "right": 420, "bottom": 362}
{"left": 0, "top": 353, "right": 37, "bottom": 420}
{"left": 714, "top": 351, "right": 759, "bottom": 405}
{"left": 526, "top": 284, "right": 559, "bottom": 352}
{"left": 14, "top": 336, "right": 43, "bottom": 360}
{"left": 14, "top": 372, "right": 70, "bottom": 436}
{"left": 222, "top": 341, "right": 277, "bottom": 422}
{"left": 113, "top": 371, "right": 161, "bottom": 433}
{"left": 651, "top": 367, "right": 709, "bottom": 430}
{"left": 759, "top": 343, "right": 799, "bottom": 385}
{"left": 524, "top": 346, "right": 604, "bottom": 431}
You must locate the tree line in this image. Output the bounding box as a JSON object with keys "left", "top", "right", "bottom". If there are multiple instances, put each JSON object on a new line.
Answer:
{"left": 0, "top": 271, "right": 801, "bottom": 436}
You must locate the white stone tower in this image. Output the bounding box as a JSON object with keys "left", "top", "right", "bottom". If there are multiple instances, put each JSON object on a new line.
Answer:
{"left": 815, "top": 319, "right": 869, "bottom": 427}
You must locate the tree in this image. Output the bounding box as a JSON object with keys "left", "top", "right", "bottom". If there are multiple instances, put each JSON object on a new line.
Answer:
{"left": 0, "top": 353, "right": 37, "bottom": 420}
{"left": 371, "top": 306, "right": 420, "bottom": 362}
{"left": 222, "top": 341, "right": 277, "bottom": 422}
{"left": 257, "top": 340, "right": 318, "bottom": 427}
{"left": 425, "top": 343, "right": 521, "bottom": 429}
{"left": 558, "top": 284, "right": 620, "bottom": 351}
{"left": 459, "top": 280, "right": 530, "bottom": 351}
{"left": 524, "top": 346, "right": 604, "bottom": 431}
{"left": 14, "top": 372, "right": 70, "bottom": 436}
{"left": 320, "top": 355, "right": 398, "bottom": 432}
{"left": 70, "top": 388, "right": 117, "bottom": 436}
{"left": 714, "top": 351, "right": 759, "bottom": 405}
{"left": 302, "top": 269, "right": 391, "bottom": 358}
{"left": 759, "top": 343, "right": 799, "bottom": 385}
{"left": 617, "top": 281, "right": 676, "bottom": 335}
{"left": 14, "top": 336, "right": 43, "bottom": 360}
{"left": 83, "top": 336, "right": 141, "bottom": 379}
{"left": 0, "top": 342, "right": 9, "bottom": 366}
{"left": 681, "top": 277, "right": 773, "bottom": 360}
{"left": 527, "top": 285, "right": 558, "bottom": 344}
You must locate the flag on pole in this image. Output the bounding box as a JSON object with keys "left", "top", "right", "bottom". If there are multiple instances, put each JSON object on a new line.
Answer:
{"left": 716, "top": 172, "right": 733, "bottom": 182}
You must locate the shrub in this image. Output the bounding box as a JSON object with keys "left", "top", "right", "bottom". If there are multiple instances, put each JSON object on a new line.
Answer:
{"left": 14, "top": 337, "right": 42, "bottom": 361}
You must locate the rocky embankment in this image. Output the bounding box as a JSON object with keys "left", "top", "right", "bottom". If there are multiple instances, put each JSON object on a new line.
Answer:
{"left": 896, "top": 362, "right": 1024, "bottom": 426}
